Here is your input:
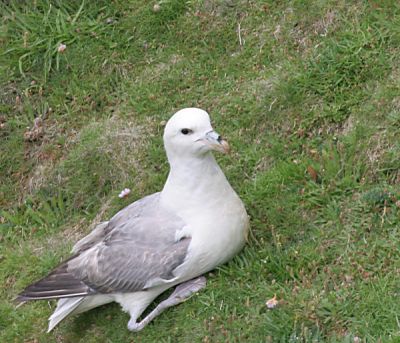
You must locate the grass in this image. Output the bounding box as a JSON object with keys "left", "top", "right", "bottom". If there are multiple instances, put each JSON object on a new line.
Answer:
{"left": 1, "top": 0, "right": 400, "bottom": 342}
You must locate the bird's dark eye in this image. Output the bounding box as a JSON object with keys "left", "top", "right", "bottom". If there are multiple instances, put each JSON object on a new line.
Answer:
{"left": 181, "top": 128, "right": 192, "bottom": 135}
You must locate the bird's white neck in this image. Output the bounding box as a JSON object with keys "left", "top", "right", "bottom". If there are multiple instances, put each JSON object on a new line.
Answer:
{"left": 160, "top": 153, "right": 232, "bottom": 213}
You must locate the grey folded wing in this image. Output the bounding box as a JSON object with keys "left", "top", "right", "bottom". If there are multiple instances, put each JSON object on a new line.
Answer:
{"left": 71, "top": 221, "right": 110, "bottom": 254}
{"left": 17, "top": 193, "right": 191, "bottom": 301}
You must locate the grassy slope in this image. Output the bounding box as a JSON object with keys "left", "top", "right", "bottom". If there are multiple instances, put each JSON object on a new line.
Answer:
{"left": 1, "top": 1, "right": 399, "bottom": 342}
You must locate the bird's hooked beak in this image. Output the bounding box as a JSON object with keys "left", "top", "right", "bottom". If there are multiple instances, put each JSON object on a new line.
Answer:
{"left": 200, "top": 130, "right": 230, "bottom": 154}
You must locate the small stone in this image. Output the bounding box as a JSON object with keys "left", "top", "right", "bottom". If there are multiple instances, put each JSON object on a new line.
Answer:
{"left": 153, "top": 4, "right": 161, "bottom": 12}
{"left": 266, "top": 295, "right": 279, "bottom": 309}
{"left": 58, "top": 43, "right": 67, "bottom": 53}
{"left": 344, "top": 274, "right": 353, "bottom": 283}
{"left": 119, "top": 188, "right": 131, "bottom": 199}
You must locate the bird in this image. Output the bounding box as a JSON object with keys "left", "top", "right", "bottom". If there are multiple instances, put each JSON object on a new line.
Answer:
{"left": 17, "top": 108, "right": 249, "bottom": 332}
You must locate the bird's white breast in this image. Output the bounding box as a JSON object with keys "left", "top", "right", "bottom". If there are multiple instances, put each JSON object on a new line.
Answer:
{"left": 169, "top": 189, "right": 249, "bottom": 280}
{"left": 160, "top": 151, "right": 249, "bottom": 282}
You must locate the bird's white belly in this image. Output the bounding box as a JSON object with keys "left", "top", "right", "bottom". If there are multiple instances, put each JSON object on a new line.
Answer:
{"left": 173, "top": 200, "right": 248, "bottom": 280}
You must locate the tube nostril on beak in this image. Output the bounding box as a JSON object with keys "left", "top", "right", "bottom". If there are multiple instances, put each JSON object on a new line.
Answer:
{"left": 202, "top": 130, "right": 230, "bottom": 154}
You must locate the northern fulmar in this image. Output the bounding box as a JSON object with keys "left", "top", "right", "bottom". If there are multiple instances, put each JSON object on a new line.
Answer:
{"left": 17, "top": 108, "right": 249, "bottom": 332}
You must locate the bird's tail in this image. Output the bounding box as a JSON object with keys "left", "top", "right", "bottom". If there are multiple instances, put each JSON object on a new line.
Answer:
{"left": 48, "top": 297, "right": 84, "bottom": 332}
{"left": 47, "top": 294, "right": 114, "bottom": 332}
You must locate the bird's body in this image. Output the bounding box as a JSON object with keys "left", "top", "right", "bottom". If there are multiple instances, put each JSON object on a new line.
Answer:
{"left": 17, "top": 108, "right": 249, "bottom": 332}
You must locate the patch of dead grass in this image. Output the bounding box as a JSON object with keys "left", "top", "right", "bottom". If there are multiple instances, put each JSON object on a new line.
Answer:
{"left": 29, "top": 115, "right": 148, "bottom": 190}
{"left": 140, "top": 54, "right": 183, "bottom": 81}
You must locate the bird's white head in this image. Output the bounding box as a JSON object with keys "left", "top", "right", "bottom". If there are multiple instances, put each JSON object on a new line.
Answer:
{"left": 163, "top": 108, "right": 229, "bottom": 161}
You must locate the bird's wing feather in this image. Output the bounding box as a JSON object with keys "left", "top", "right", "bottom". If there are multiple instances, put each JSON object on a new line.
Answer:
{"left": 71, "top": 221, "right": 109, "bottom": 254}
{"left": 17, "top": 193, "right": 190, "bottom": 301}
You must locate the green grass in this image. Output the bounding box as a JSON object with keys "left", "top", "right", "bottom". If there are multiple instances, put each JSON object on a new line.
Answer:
{"left": 1, "top": 0, "right": 400, "bottom": 342}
